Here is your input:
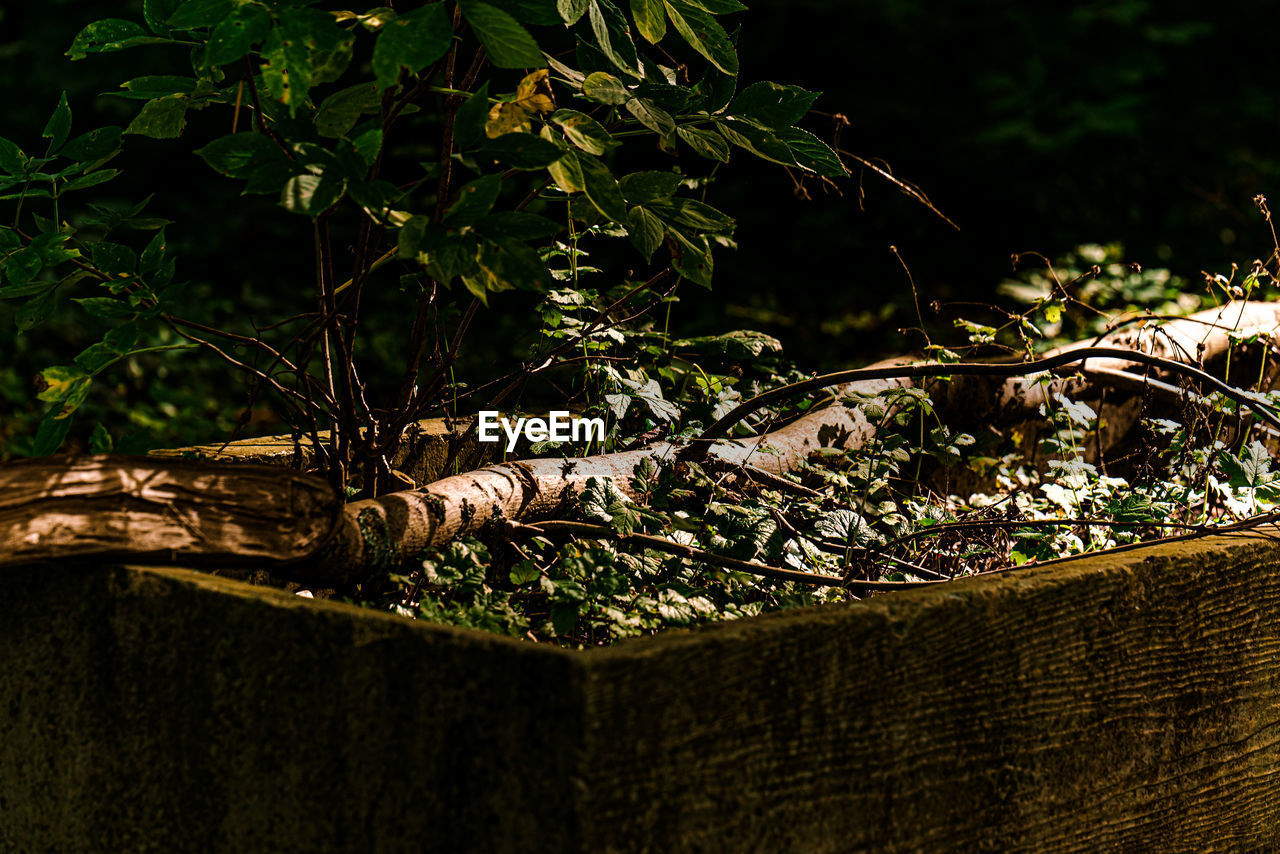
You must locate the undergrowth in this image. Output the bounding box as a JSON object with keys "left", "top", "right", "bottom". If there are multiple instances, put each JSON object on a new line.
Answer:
{"left": 360, "top": 238, "right": 1280, "bottom": 647}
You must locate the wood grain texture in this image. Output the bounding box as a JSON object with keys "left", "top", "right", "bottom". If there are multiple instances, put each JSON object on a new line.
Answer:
{"left": 0, "top": 455, "right": 340, "bottom": 569}
{"left": 577, "top": 528, "right": 1280, "bottom": 853}
{"left": 7, "top": 533, "right": 1280, "bottom": 850}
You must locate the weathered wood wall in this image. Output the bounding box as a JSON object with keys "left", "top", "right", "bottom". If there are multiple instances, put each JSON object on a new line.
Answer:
{"left": 4, "top": 530, "right": 1280, "bottom": 851}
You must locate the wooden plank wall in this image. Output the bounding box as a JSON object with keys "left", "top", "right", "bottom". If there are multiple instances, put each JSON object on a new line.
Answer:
{"left": 4, "top": 530, "right": 1280, "bottom": 851}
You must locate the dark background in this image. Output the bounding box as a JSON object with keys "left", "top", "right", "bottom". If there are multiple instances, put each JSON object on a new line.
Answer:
{"left": 2, "top": 0, "right": 1278, "bottom": 449}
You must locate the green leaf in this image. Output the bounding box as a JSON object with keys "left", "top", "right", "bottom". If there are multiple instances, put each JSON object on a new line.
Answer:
{"left": 316, "top": 83, "right": 382, "bottom": 138}
{"left": 550, "top": 109, "right": 617, "bottom": 155}
{"left": 484, "top": 0, "right": 562, "bottom": 25}
{"left": 280, "top": 173, "right": 346, "bottom": 216}
{"left": 16, "top": 289, "right": 57, "bottom": 333}
{"left": 445, "top": 173, "right": 503, "bottom": 226}
{"left": 196, "top": 132, "right": 281, "bottom": 177}
{"left": 140, "top": 228, "right": 167, "bottom": 275}
{"left": 67, "top": 20, "right": 171, "bottom": 61}
{"left": 0, "top": 226, "right": 20, "bottom": 253}
{"left": 730, "top": 81, "right": 819, "bottom": 129}
{"left": 31, "top": 232, "right": 80, "bottom": 267}
{"left": 581, "top": 71, "right": 630, "bottom": 105}
{"left": 688, "top": 0, "right": 747, "bottom": 11}
{"left": 32, "top": 406, "right": 73, "bottom": 456}
{"left": 480, "top": 133, "right": 566, "bottom": 169}
{"left": 663, "top": 0, "right": 737, "bottom": 75}
{"left": 630, "top": 0, "right": 666, "bottom": 43}
{"left": 649, "top": 197, "right": 734, "bottom": 234}
{"left": 588, "top": 0, "right": 642, "bottom": 78}
{"left": 89, "top": 422, "right": 115, "bottom": 454}
{"left": 673, "top": 330, "right": 782, "bottom": 359}
{"left": 425, "top": 235, "right": 481, "bottom": 283}
{"left": 580, "top": 476, "right": 639, "bottom": 533}
{"left": 372, "top": 2, "right": 453, "bottom": 89}
{"left": 676, "top": 125, "right": 729, "bottom": 161}
{"left": 474, "top": 211, "right": 562, "bottom": 240}
{"left": 624, "top": 97, "right": 675, "bottom": 136}
{"left": 167, "top": 0, "right": 234, "bottom": 29}
{"left": 62, "top": 170, "right": 121, "bottom": 193}
{"left": 546, "top": 145, "right": 585, "bottom": 193}
{"left": 454, "top": 83, "right": 492, "bottom": 149}
{"left": 36, "top": 365, "right": 88, "bottom": 402}
{"left": 557, "top": 0, "right": 590, "bottom": 24}
{"left": 112, "top": 76, "right": 197, "bottom": 101}
{"left": 105, "top": 322, "right": 140, "bottom": 352}
{"left": 74, "top": 297, "right": 138, "bottom": 319}
{"left": 144, "top": 0, "right": 184, "bottom": 32}
{"left": 668, "top": 227, "right": 713, "bottom": 286}
{"left": 91, "top": 242, "right": 138, "bottom": 277}
{"left": 3, "top": 246, "right": 44, "bottom": 286}
{"left": 476, "top": 238, "right": 554, "bottom": 291}
{"left": 75, "top": 342, "right": 118, "bottom": 373}
{"left": 619, "top": 170, "right": 681, "bottom": 204}
{"left": 510, "top": 561, "right": 541, "bottom": 585}
{"left": 205, "top": 5, "right": 271, "bottom": 65}
{"left": 778, "top": 127, "right": 845, "bottom": 178}
{"left": 626, "top": 206, "right": 664, "bottom": 260}
{"left": 0, "top": 137, "right": 27, "bottom": 175}
{"left": 461, "top": 1, "right": 545, "bottom": 69}
{"left": 261, "top": 9, "right": 355, "bottom": 115}
{"left": 42, "top": 93, "right": 72, "bottom": 154}
{"left": 716, "top": 117, "right": 794, "bottom": 166}
{"left": 577, "top": 153, "right": 627, "bottom": 222}
{"left": 126, "top": 96, "right": 190, "bottom": 139}
{"left": 61, "top": 127, "right": 123, "bottom": 162}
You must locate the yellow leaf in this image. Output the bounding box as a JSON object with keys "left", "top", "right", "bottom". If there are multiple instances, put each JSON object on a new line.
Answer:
{"left": 485, "top": 68, "right": 555, "bottom": 139}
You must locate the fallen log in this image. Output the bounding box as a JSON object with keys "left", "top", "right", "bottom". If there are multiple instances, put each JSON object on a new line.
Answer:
{"left": 306, "top": 301, "right": 1280, "bottom": 586}
{"left": 0, "top": 456, "right": 340, "bottom": 570}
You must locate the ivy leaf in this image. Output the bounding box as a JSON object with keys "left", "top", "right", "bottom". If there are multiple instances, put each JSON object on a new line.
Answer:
{"left": 445, "top": 174, "right": 503, "bottom": 227}
{"left": 510, "top": 561, "right": 541, "bottom": 586}
{"left": 42, "top": 93, "right": 72, "bottom": 154}
{"left": 588, "top": 0, "right": 642, "bottom": 78}
{"left": 205, "top": 5, "right": 271, "bottom": 66}
{"left": 676, "top": 125, "right": 730, "bottom": 162}
{"left": 630, "top": 0, "right": 666, "bottom": 43}
{"left": 816, "top": 509, "right": 875, "bottom": 545}
{"left": 626, "top": 206, "right": 664, "bottom": 261}
{"left": 485, "top": 69, "right": 556, "bottom": 137}
{"left": 372, "top": 2, "right": 453, "bottom": 90}
{"left": 581, "top": 71, "right": 630, "bottom": 105}
{"left": 550, "top": 109, "right": 617, "bottom": 155}
{"left": 778, "top": 127, "right": 845, "bottom": 178}
{"left": 729, "top": 81, "right": 819, "bottom": 129}
{"left": 61, "top": 127, "right": 123, "bottom": 162}
{"left": 577, "top": 153, "right": 627, "bottom": 222}
{"left": 580, "top": 477, "right": 640, "bottom": 535}
{"left": 462, "top": 1, "right": 545, "bottom": 69}
{"left": 167, "top": 0, "right": 234, "bottom": 29}
{"left": 67, "top": 20, "right": 172, "bottom": 61}
{"left": 663, "top": 0, "right": 737, "bottom": 75}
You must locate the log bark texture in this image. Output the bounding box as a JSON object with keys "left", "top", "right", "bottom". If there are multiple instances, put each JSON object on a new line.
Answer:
{"left": 0, "top": 455, "right": 339, "bottom": 569}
